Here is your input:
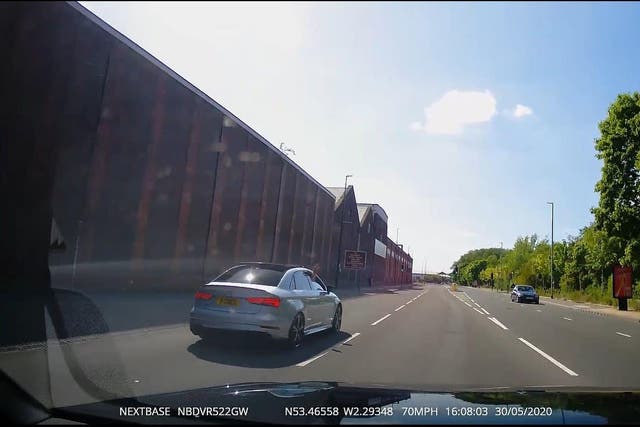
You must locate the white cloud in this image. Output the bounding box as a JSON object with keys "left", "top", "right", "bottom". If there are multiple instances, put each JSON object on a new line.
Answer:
{"left": 458, "top": 229, "right": 479, "bottom": 238}
{"left": 411, "top": 90, "right": 497, "bottom": 135}
{"left": 409, "top": 121, "right": 423, "bottom": 132}
{"left": 512, "top": 104, "right": 533, "bottom": 118}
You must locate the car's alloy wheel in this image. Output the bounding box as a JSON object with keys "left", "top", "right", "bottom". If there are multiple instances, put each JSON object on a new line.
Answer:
{"left": 332, "top": 305, "right": 342, "bottom": 333}
{"left": 288, "top": 313, "right": 304, "bottom": 348}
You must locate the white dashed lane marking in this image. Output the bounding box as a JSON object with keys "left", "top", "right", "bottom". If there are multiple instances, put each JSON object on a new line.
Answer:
{"left": 297, "top": 332, "right": 361, "bottom": 366}
{"left": 341, "top": 332, "right": 361, "bottom": 344}
{"left": 371, "top": 314, "right": 391, "bottom": 326}
{"left": 481, "top": 308, "right": 490, "bottom": 315}
{"left": 518, "top": 338, "right": 579, "bottom": 377}
{"left": 473, "top": 307, "right": 484, "bottom": 315}
{"left": 296, "top": 351, "right": 329, "bottom": 367}
{"left": 488, "top": 317, "right": 509, "bottom": 330}
{"left": 616, "top": 332, "right": 631, "bottom": 338}
{"left": 395, "top": 305, "right": 405, "bottom": 312}
{"left": 563, "top": 317, "right": 572, "bottom": 321}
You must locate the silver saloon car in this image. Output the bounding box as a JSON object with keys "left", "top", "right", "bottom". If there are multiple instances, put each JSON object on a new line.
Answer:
{"left": 189, "top": 263, "right": 342, "bottom": 348}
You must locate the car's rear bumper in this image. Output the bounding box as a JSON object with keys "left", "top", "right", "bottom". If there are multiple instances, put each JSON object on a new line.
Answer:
{"left": 190, "top": 306, "right": 290, "bottom": 340}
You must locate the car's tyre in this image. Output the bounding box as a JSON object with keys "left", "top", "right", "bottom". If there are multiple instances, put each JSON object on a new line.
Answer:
{"left": 287, "top": 313, "right": 305, "bottom": 349}
{"left": 190, "top": 324, "right": 202, "bottom": 337}
{"left": 331, "top": 304, "right": 342, "bottom": 333}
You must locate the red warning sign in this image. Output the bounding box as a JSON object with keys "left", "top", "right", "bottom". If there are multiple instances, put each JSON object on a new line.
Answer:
{"left": 613, "top": 265, "right": 633, "bottom": 299}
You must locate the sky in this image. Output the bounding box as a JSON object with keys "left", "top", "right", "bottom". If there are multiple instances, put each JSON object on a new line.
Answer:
{"left": 80, "top": 1, "right": 640, "bottom": 273}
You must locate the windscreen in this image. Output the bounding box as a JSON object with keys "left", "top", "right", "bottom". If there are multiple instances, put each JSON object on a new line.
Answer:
{"left": 212, "top": 266, "right": 285, "bottom": 286}
{"left": 3, "top": 1, "right": 640, "bottom": 426}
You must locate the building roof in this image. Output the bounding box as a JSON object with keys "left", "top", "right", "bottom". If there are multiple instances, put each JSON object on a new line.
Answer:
{"left": 356, "top": 203, "right": 389, "bottom": 225}
{"left": 326, "top": 187, "right": 346, "bottom": 208}
{"left": 326, "top": 186, "right": 356, "bottom": 209}
{"left": 357, "top": 205, "right": 370, "bottom": 224}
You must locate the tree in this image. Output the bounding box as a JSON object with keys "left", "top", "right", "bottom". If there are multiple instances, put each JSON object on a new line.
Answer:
{"left": 450, "top": 92, "right": 640, "bottom": 303}
{"left": 561, "top": 237, "right": 587, "bottom": 292}
{"left": 450, "top": 248, "right": 508, "bottom": 285}
{"left": 464, "top": 259, "right": 488, "bottom": 285}
{"left": 592, "top": 92, "right": 640, "bottom": 271}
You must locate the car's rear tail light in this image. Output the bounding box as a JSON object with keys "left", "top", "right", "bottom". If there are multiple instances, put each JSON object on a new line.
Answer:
{"left": 246, "top": 297, "right": 280, "bottom": 308}
{"left": 195, "top": 291, "right": 213, "bottom": 300}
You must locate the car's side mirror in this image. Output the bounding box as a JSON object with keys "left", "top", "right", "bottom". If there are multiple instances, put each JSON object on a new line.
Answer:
{"left": 327, "top": 285, "right": 335, "bottom": 293}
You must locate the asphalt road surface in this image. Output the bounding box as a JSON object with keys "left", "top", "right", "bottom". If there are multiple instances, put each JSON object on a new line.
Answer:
{"left": 2, "top": 284, "right": 639, "bottom": 409}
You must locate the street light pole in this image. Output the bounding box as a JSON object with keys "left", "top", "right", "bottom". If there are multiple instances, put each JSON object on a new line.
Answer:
{"left": 547, "top": 201, "right": 554, "bottom": 299}
{"left": 334, "top": 174, "right": 352, "bottom": 288}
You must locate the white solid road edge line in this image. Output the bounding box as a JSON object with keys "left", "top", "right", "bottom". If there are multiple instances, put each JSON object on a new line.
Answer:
{"left": 518, "top": 338, "right": 579, "bottom": 377}
{"left": 371, "top": 314, "right": 391, "bottom": 326}
{"left": 296, "top": 351, "right": 329, "bottom": 367}
{"left": 342, "top": 332, "right": 361, "bottom": 344}
{"left": 481, "top": 308, "right": 490, "bottom": 315}
{"left": 616, "top": 332, "right": 632, "bottom": 338}
{"left": 473, "top": 307, "right": 484, "bottom": 315}
{"left": 488, "top": 317, "right": 509, "bottom": 330}
{"left": 395, "top": 305, "right": 406, "bottom": 312}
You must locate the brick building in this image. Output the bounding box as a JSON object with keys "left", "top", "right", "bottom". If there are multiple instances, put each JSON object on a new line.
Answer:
{"left": 326, "top": 186, "right": 360, "bottom": 289}
{"left": 357, "top": 204, "right": 413, "bottom": 287}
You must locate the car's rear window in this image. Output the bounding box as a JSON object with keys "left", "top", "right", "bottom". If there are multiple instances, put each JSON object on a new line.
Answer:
{"left": 519, "top": 286, "right": 534, "bottom": 292}
{"left": 212, "top": 266, "right": 285, "bottom": 286}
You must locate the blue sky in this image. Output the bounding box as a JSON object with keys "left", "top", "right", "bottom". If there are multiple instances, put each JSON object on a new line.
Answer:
{"left": 81, "top": 1, "right": 640, "bottom": 273}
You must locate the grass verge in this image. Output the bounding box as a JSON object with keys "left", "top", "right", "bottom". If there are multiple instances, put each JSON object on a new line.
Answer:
{"left": 537, "top": 287, "right": 640, "bottom": 311}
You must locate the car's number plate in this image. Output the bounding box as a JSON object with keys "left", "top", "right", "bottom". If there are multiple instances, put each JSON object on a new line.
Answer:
{"left": 216, "top": 296, "right": 239, "bottom": 307}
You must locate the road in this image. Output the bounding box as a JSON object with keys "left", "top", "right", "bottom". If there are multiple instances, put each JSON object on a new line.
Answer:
{"left": 2, "top": 283, "right": 639, "bottom": 409}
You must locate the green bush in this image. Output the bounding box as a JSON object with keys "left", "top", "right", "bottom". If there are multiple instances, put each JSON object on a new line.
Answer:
{"left": 539, "top": 284, "right": 639, "bottom": 310}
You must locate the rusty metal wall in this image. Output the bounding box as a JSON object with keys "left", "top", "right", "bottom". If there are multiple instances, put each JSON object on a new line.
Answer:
{"left": 3, "top": 2, "right": 336, "bottom": 291}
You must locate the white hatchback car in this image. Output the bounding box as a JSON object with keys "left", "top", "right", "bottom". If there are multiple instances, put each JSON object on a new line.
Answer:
{"left": 189, "top": 263, "right": 342, "bottom": 348}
